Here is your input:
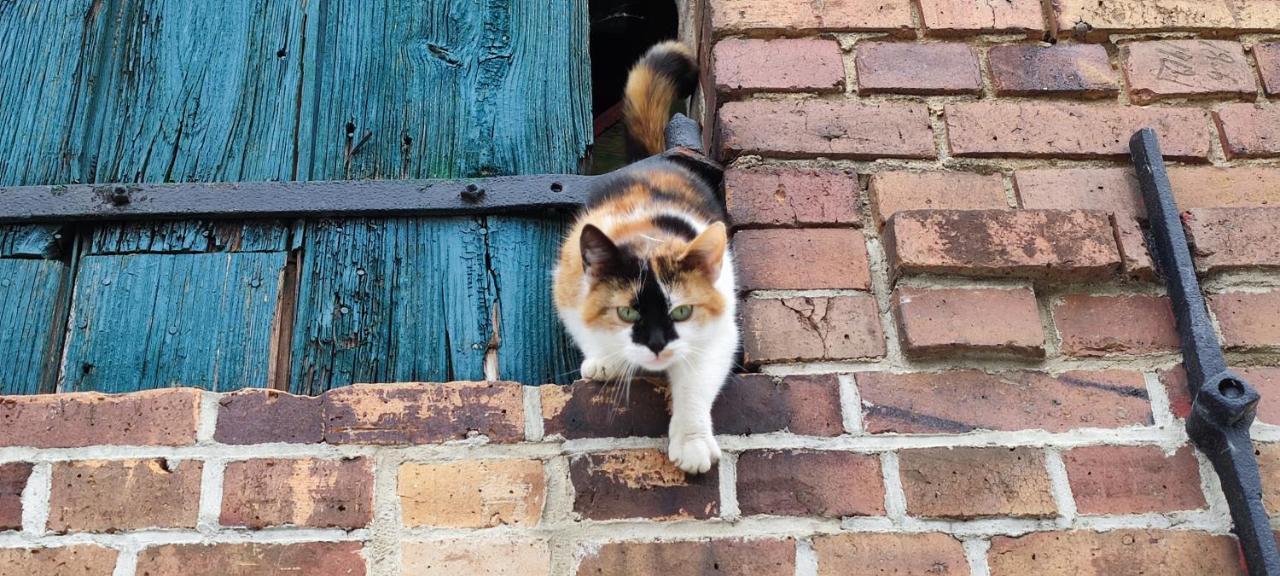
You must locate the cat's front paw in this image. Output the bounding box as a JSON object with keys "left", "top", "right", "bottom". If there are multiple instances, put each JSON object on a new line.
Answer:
{"left": 667, "top": 428, "right": 721, "bottom": 474}
{"left": 580, "top": 357, "right": 621, "bottom": 382}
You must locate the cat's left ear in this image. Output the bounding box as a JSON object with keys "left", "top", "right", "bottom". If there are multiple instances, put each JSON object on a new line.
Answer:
{"left": 680, "top": 222, "right": 727, "bottom": 279}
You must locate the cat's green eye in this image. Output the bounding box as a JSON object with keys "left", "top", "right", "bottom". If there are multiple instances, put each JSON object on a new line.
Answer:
{"left": 670, "top": 305, "right": 694, "bottom": 322}
{"left": 616, "top": 306, "right": 641, "bottom": 323}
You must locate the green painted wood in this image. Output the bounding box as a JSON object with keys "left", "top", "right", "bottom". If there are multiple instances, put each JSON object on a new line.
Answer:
{"left": 288, "top": 0, "right": 592, "bottom": 392}
{"left": 0, "top": 259, "right": 67, "bottom": 395}
{"left": 486, "top": 216, "right": 581, "bottom": 384}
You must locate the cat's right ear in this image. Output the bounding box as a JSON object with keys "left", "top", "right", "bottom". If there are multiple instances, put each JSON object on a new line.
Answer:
{"left": 580, "top": 224, "right": 621, "bottom": 278}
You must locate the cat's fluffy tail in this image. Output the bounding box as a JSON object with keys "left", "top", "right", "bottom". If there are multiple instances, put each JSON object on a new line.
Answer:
{"left": 623, "top": 41, "right": 698, "bottom": 160}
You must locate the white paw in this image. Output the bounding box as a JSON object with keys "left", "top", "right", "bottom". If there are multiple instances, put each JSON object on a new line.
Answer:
{"left": 667, "top": 426, "right": 721, "bottom": 474}
{"left": 580, "top": 357, "right": 620, "bottom": 382}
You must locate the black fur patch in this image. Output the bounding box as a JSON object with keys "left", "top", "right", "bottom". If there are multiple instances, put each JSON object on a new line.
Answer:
{"left": 651, "top": 214, "right": 698, "bottom": 240}
{"left": 630, "top": 266, "right": 678, "bottom": 355}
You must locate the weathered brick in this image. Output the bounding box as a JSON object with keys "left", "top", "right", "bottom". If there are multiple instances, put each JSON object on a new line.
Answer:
{"left": 215, "top": 389, "right": 323, "bottom": 445}
{"left": 725, "top": 167, "right": 861, "bottom": 227}
{"left": 48, "top": 459, "right": 202, "bottom": 533}
{"left": 736, "top": 450, "right": 883, "bottom": 517}
{"left": 714, "top": 374, "right": 846, "bottom": 436}
{"left": 403, "top": 540, "right": 549, "bottom": 576}
{"left": 136, "top": 542, "right": 365, "bottom": 576}
{"left": 0, "top": 462, "right": 31, "bottom": 530}
{"left": 1064, "top": 446, "right": 1206, "bottom": 515}
{"left": 719, "top": 100, "right": 935, "bottom": 160}
{"left": 741, "top": 296, "right": 885, "bottom": 365}
{"left": 814, "top": 533, "right": 969, "bottom": 576}
{"left": 1161, "top": 366, "right": 1280, "bottom": 424}
{"left": 868, "top": 171, "right": 1008, "bottom": 228}
{"left": 946, "top": 102, "right": 1212, "bottom": 160}
{"left": 988, "top": 530, "right": 1244, "bottom": 575}
{"left": 1217, "top": 103, "right": 1280, "bottom": 158}
{"left": 1056, "top": 0, "right": 1280, "bottom": 39}
{"left": 399, "top": 459, "right": 545, "bottom": 528}
{"left": 856, "top": 42, "right": 981, "bottom": 95}
{"left": 541, "top": 379, "right": 669, "bottom": 439}
{"left": 917, "top": 0, "right": 1043, "bottom": 36}
{"left": 570, "top": 449, "right": 718, "bottom": 520}
{"left": 1185, "top": 207, "right": 1280, "bottom": 273}
{"left": 734, "top": 229, "right": 870, "bottom": 291}
{"left": 859, "top": 370, "right": 1152, "bottom": 434}
{"left": 1113, "top": 217, "right": 1157, "bottom": 281}
{"left": 322, "top": 382, "right": 523, "bottom": 445}
{"left": 892, "top": 287, "right": 1044, "bottom": 359}
{"left": 220, "top": 458, "right": 373, "bottom": 529}
{"left": 885, "top": 209, "right": 1121, "bottom": 281}
{"left": 713, "top": 38, "right": 844, "bottom": 94}
{"left": 0, "top": 388, "right": 199, "bottom": 448}
{"left": 1054, "top": 295, "right": 1179, "bottom": 357}
{"left": 1123, "top": 40, "right": 1255, "bottom": 103}
{"left": 988, "top": 44, "right": 1119, "bottom": 98}
{"left": 1210, "top": 291, "right": 1280, "bottom": 350}
{"left": 1170, "top": 166, "right": 1280, "bottom": 208}
{"left": 577, "top": 539, "right": 795, "bottom": 576}
{"left": 1015, "top": 166, "right": 1280, "bottom": 215}
{"left": 0, "top": 546, "right": 118, "bottom": 576}
{"left": 1257, "top": 443, "right": 1280, "bottom": 514}
{"left": 898, "top": 447, "right": 1056, "bottom": 519}
{"left": 709, "top": 0, "right": 913, "bottom": 36}
{"left": 1257, "top": 43, "right": 1280, "bottom": 96}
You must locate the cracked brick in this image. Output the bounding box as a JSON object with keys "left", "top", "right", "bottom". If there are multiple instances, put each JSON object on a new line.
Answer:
{"left": 742, "top": 296, "right": 885, "bottom": 365}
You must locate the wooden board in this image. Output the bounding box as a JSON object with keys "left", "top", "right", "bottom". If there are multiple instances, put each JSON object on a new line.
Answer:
{"left": 0, "top": 258, "right": 67, "bottom": 395}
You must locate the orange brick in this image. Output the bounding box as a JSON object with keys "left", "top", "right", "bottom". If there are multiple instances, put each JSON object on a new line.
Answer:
{"left": 1217, "top": 103, "right": 1280, "bottom": 158}
{"left": 136, "top": 542, "right": 365, "bottom": 576}
{"left": 1161, "top": 366, "right": 1280, "bottom": 424}
{"left": 1123, "top": 40, "right": 1255, "bottom": 103}
{"left": 1257, "top": 43, "right": 1280, "bottom": 96}
{"left": 988, "top": 530, "right": 1243, "bottom": 575}
{"left": 1053, "top": 295, "right": 1179, "bottom": 357}
{"left": 712, "top": 38, "right": 845, "bottom": 94}
{"left": 1056, "top": 0, "right": 1280, "bottom": 39}
{"left": 736, "top": 450, "right": 884, "bottom": 517}
{"left": 892, "top": 287, "right": 1044, "bottom": 359}
{"left": 899, "top": 447, "right": 1056, "bottom": 519}
{"left": 322, "top": 382, "right": 524, "bottom": 445}
{"left": 0, "top": 388, "right": 200, "bottom": 448}
{"left": 48, "top": 459, "right": 202, "bottom": 533}
{"left": 0, "top": 546, "right": 118, "bottom": 576}
{"left": 856, "top": 42, "right": 981, "bottom": 95}
{"left": 220, "top": 458, "right": 373, "bottom": 529}
{"left": 814, "top": 533, "right": 969, "bottom": 576}
{"left": 734, "top": 229, "right": 870, "bottom": 291}
{"left": 577, "top": 539, "right": 795, "bottom": 575}
{"left": 725, "top": 167, "right": 861, "bottom": 228}
{"left": 0, "top": 462, "right": 31, "bottom": 530}
{"left": 1257, "top": 443, "right": 1280, "bottom": 514}
{"left": 1015, "top": 166, "right": 1280, "bottom": 215}
{"left": 569, "top": 449, "right": 718, "bottom": 521}
{"left": 399, "top": 460, "right": 545, "bottom": 528}
{"left": 709, "top": 0, "right": 913, "bottom": 35}
{"left": 918, "top": 0, "right": 1043, "bottom": 36}
{"left": 741, "top": 296, "right": 885, "bottom": 365}
{"left": 1064, "top": 446, "right": 1206, "bottom": 514}
{"left": 1113, "top": 217, "right": 1157, "bottom": 281}
{"left": 402, "top": 539, "right": 549, "bottom": 576}
{"left": 1210, "top": 292, "right": 1280, "bottom": 350}
{"left": 540, "top": 379, "right": 670, "bottom": 440}
{"left": 868, "top": 171, "right": 1007, "bottom": 228}
{"left": 1184, "top": 208, "right": 1280, "bottom": 273}
{"left": 719, "top": 100, "right": 935, "bottom": 160}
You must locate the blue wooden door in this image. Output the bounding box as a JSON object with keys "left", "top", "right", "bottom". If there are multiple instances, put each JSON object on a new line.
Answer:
{"left": 0, "top": 0, "right": 590, "bottom": 394}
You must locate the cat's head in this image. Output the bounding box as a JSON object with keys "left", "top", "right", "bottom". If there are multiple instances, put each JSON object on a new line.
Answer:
{"left": 578, "top": 222, "right": 729, "bottom": 372}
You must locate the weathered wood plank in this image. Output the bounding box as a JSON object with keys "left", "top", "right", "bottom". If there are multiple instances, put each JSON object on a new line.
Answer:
{"left": 0, "top": 259, "right": 66, "bottom": 395}
{"left": 0, "top": 225, "right": 66, "bottom": 259}
{"left": 86, "top": 220, "right": 289, "bottom": 255}
{"left": 61, "top": 251, "right": 287, "bottom": 392}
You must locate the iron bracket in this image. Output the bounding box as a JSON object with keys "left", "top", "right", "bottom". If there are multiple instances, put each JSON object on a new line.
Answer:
{"left": 1130, "top": 128, "right": 1279, "bottom": 576}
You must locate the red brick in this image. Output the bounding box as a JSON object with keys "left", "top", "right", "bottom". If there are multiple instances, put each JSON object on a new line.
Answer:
{"left": 48, "top": 459, "right": 202, "bottom": 533}
{"left": 868, "top": 171, "right": 1007, "bottom": 228}
{"left": 1257, "top": 43, "right": 1280, "bottom": 96}
{"left": 892, "top": 287, "right": 1044, "bottom": 359}
{"left": 1054, "top": 295, "right": 1179, "bottom": 357}
{"left": 988, "top": 530, "right": 1244, "bottom": 575}
{"left": 0, "top": 388, "right": 200, "bottom": 448}
{"left": 220, "top": 458, "right": 373, "bottom": 529}
{"left": 734, "top": 229, "right": 870, "bottom": 291}
{"left": 577, "top": 539, "right": 795, "bottom": 576}
{"left": 1113, "top": 217, "right": 1157, "bottom": 281}
{"left": 814, "top": 533, "right": 969, "bottom": 576}
{"left": 1217, "top": 103, "right": 1280, "bottom": 158}
{"left": 1171, "top": 167, "right": 1280, "bottom": 208}
{"left": 540, "top": 379, "right": 669, "bottom": 439}
{"left": 1210, "top": 291, "right": 1280, "bottom": 350}
{"left": 1123, "top": 40, "right": 1256, "bottom": 103}
{"left": 713, "top": 38, "right": 844, "bottom": 94}
{"left": 946, "top": 102, "right": 1212, "bottom": 160}
{"left": 1064, "top": 446, "right": 1206, "bottom": 515}
{"left": 725, "top": 167, "right": 861, "bottom": 227}
{"left": 988, "top": 44, "right": 1119, "bottom": 98}
{"left": 885, "top": 209, "right": 1121, "bottom": 281}
{"left": 736, "top": 450, "right": 883, "bottom": 517}
{"left": 0, "top": 546, "right": 118, "bottom": 576}
{"left": 709, "top": 0, "right": 913, "bottom": 35}
{"left": 570, "top": 449, "right": 718, "bottom": 520}
{"left": 917, "top": 0, "right": 1044, "bottom": 36}
{"left": 1257, "top": 443, "right": 1280, "bottom": 514}
{"left": 1056, "top": 0, "right": 1280, "bottom": 39}
{"left": 715, "top": 374, "right": 845, "bottom": 436}
{"left": 399, "top": 460, "right": 545, "bottom": 528}
{"left": 1161, "top": 366, "right": 1280, "bottom": 424}
{"left": 1184, "top": 207, "right": 1280, "bottom": 273}
{"left": 215, "top": 389, "right": 322, "bottom": 445}
{"left": 859, "top": 370, "right": 1152, "bottom": 434}
{"left": 403, "top": 540, "right": 549, "bottom": 576}
{"left": 856, "top": 42, "right": 981, "bottom": 95}
{"left": 718, "top": 100, "right": 934, "bottom": 160}
{"left": 136, "top": 542, "right": 365, "bottom": 576}
{"left": 899, "top": 447, "right": 1056, "bottom": 519}
{"left": 1015, "top": 166, "right": 1280, "bottom": 215}
{"left": 0, "top": 462, "right": 30, "bottom": 530}
{"left": 322, "top": 382, "right": 523, "bottom": 445}
{"left": 741, "top": 296, "right": 885, "bottom": 365}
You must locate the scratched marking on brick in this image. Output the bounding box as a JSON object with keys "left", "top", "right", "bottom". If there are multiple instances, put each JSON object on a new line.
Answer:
{"left": 1126, "top": 40, "right": 1254, "bottom": 102}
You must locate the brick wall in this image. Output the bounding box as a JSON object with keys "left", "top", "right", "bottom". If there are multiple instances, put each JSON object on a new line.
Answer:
{"left": 4, "top": 1, "right": 1280, "bottom": 575}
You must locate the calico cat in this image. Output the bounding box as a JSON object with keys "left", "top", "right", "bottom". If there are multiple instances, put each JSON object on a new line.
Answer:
{"left": 553, "top": 42, "right": 738, "bottom": 474}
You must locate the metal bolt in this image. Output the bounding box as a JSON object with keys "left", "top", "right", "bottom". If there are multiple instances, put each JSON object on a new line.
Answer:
{"left": 460, "top": 183, "right": 486, "bottom": 203}
{"left": 109, "top": 185, "right": 130, "bottom": 206}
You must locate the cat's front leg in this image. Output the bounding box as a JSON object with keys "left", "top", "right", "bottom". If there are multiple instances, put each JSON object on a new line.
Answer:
{"left": 665, "top": 356, "right": 731, "bottom": 474}
{"left": 580, "top": 356, "right": 627, "bottom": 382}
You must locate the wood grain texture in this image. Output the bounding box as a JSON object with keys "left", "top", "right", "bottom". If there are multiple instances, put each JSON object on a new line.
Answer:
{"left": 0, "top": 259, "right": 67, "bottom": 394}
